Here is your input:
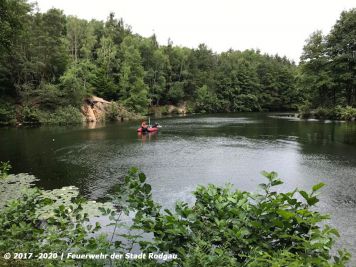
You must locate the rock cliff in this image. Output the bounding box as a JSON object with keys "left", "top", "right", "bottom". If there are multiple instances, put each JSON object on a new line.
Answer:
{"left": 81, "top": 96, "right": 111, "bottom": 122}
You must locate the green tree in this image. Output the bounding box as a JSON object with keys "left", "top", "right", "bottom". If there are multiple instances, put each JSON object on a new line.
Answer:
{"left": 59, "top": 60, "right": 97, "bottom": 106}
{"left": 327, "top": 9, "right": 356, "bottom": 106}
{"left": 94, "top": 36, "right": 118, "bottom": 99}
{"left": 299, "top": 31, "right": 334, "bottom": 107}
{"left": 66, "top": 16, "right": 97, "bottom": 62}
{"left": 0, "top": 0, "right": 31, "bottom": 53}
{"left": 119, "top": 36, "right": 149, "bottom": 113}
{"left": 216, "top": 51, "right": 261, "bottom": 111}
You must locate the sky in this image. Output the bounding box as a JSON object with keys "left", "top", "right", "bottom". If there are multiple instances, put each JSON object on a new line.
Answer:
{"left": 35, "top": 0, "right": 356, "bottom": 62}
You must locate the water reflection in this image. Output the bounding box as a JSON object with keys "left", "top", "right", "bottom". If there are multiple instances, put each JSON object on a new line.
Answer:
{"left": 137, "top": 131, "right": 158, "bottom": 144}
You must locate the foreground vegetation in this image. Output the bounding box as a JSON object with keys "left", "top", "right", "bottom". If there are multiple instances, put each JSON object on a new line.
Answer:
{"left": 0, "top": 162, "right": 351, "bottom": 266}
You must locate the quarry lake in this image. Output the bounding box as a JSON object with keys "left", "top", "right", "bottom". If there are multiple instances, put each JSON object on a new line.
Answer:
{"left": 1, "top": 113, "right": 356, "bottom": 262}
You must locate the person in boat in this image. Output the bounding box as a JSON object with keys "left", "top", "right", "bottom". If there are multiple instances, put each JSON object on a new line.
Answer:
{"left": 141, "top": 121, "right": 149, "bottom": 133}
{"left": 140, "top": 121, "right": 160, "bottom": 133}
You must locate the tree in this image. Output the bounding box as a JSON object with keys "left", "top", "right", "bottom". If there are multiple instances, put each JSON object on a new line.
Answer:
{"left": 216, "top": 51, "right": 261, "bottom": 111}
{"left": 327, "top": 9, "right": 356, "bottom": 106}
{"left": 66, "top": 16, "right": 97, "bottom": 62}
{"left": 118, "top": 36, "right": 149, "bottom": 113}
{"left": 299, "top": 31, "right": 334, "bottom": 107}
{"left": 187, "top": 44, "right": 216, "bottom": 98}
{"left": 139, "top": 37, "right": 168, "bottom": 105}
{"left": 0, "top": 0, "right": 31, "bottom": 53}
{"left": 195, "top": 85, "right": 218, "bottom": 113}
{"left": 0, "top": 0, "right": 31, "bottom": 96}
{"left": 93, "top": 36, "right": 118, "bottom": 99}
{"left": 59, "top": 60, "right": 97, "bottom": 106}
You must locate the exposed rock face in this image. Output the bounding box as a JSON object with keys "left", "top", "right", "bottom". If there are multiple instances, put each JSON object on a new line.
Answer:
{"left": 149, "top": 102, "right": 188, "bottom": 116}
{"left": 167, "top": 103, "right": 187, "bottom": 114}
{"left": 81, "top": 96, "right": 111, "bottom": 122}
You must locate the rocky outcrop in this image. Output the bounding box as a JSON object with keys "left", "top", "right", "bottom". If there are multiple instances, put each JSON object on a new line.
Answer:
{"left": 167, "top": 103, "right": 188, "bottom": 114}
{"left": 149, "top": 102, "right": 189, "bottom": 116}
{"left": 81, "top": 96, "right": 111, "bottom": 122}
{"left": 81, "top": 96, "right": 143, "bottom": 122}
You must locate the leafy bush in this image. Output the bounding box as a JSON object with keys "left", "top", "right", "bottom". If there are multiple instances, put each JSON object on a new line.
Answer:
{"left": 0, "top": 187, "right": 112, "bottom": 266}
{"left": 314, "top": 107, "right": 328, "bottom": 119}
{"left": 106, "top": 102, "right": 121, "bottom": 121}
{"left": 35, "top": 83, "right": 66, "bottom": 110}
{"left": 0, "top": 161, "right": 11, "bottom": 179}
{"left": 335, "top": 106, "right": 356, "bottom": 121}
{"left": 167, "top": 82, "right": 185, "bottom": 104}
{"left": 19, "top": 106, "right": 42, "bottom": 124}
{"left": 59, "top": 60, "right": 97, "bottom": 107}
{"left": 39, "top": 106, "right": 84, "bottom": 125}
{"left": 0, "top": 102, "right": 16, "bottom": 125}
{"left": 298, "top": 101, "right": 312, "bottom": 119}
{"left": 194, "top": 85, "right": 219, "bottom": 113}
{"left": 111, "top": 169, "right": 350, "bottom": 266}
{"left": 0, "top": 168, "right": 351, "bottom": 266}
{"left": 17, "top": 106, "right": 83, "bottom": 125}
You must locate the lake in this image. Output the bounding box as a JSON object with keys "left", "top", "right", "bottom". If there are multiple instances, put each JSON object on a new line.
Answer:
{"left": 1, "top": 113, "right": 356, "bottom": 262}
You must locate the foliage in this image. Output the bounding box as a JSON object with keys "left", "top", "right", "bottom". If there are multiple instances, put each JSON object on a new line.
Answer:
{"left": 109, "top": 168, "right": 350, "bottom": 266}
{"left": 0, "top": 167, "right": 351, "bottom": 266}
{"left": 118, "top": 36, "right": 149, "bottom": 113}
{"left": 299, "top": 9, "right": 356, "bottom": 112}
{"left": 194, "top": 85, "right": 219, "bottom": 113}
{"left": 0, "top": 187, "right": 112, "bottom": 266}
{"left": 0, "top": 0, "right": 301, "bottom": 121}
{"left": 0, "top": 101, "right": 16, "bottom": 125}
{"left": 335, "top": 105, "right": 356, "bottom": 121}
{"left": 38, "top": 106, "right": 84, "bottom": 125}
{"left": 166, "top": 82, "right": 185, "bottom": 104}
{"left": 18, "top": 106, "right": 42, "bottom": 124}
{"left": 59, "top": 60, "right": 97, "bottom": 107}
{"left": 17, "top": 105, "right": 83, "bottom": 125}
{"left": 0, "top": 173, "right": 38, "bottom": 208}
{"left": 298, "top": 105, "right": 356, "bottom": 121}
{"left": 0, "top": 2, "right": 354, "bottom": 122}
{"left": 0, "top": 161, "right": 11, "bottom": 179}
{"left": 105, "top": 101, "right": 121, "bottom": 121}
{"left": 0, "top": 0, "right": 31, "bottom": 53}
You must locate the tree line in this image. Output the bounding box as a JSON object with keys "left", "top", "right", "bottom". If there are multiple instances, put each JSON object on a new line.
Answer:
{"left": 0, "top": 0, "right": 355, "bottom": 124}
{"left": 299, "top": 9, "right": 356, "bottom": 109}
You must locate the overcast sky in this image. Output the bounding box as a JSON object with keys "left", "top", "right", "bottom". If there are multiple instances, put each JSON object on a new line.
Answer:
{"left": 35, "top": 0, "right": 355, "bottom": 62}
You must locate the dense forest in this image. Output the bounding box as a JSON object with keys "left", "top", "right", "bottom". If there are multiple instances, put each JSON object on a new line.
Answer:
{"left": 0, "top": 0, "right": 355, "bottom": 125}
{"left": 298, "top": 8, "right": 356, "bottom": 120}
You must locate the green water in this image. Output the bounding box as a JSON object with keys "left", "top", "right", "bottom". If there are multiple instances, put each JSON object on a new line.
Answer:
{"left": 1, "top": 113, "right": 356, "bottom": 260}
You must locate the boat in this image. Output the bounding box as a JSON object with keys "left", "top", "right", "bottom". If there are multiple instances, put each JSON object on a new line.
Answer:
{"left": 137, "top": 127, "right": 159, "bottom": 133}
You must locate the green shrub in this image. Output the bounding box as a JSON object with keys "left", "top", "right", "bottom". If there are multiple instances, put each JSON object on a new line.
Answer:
{"left": 39, "top": 106, "right": 84, "bottom": 125}
{"left": 194, "top": 85, "right": 220, "bottom": 113}
{"left": 0, "top": 161, "right": 11, "bottom": 179}
{"left": 298, "top": 101, "right": 312, "bottom": 119}
{"left": 0, "top": 168, "right": 351, "bottom": 266}
{"left": 335, "top": 106, "right": 356, "bottom": 121}
{"left": 0, "top": 102, "right": 16, "bottom": 125}
{"left": 105, "top": 102, "right": 121, "bottom": 121}
{"left": 110, "top": 169, "right": 350, "bottom": 266}
{"left": 0, "top": 186, "right": 112, "bottom": 266}
{"left": 160, "top": 105, "right": 170, "bottom": 115}
{"left": 314, "top": 107, "right": 334, "bottom": 119}
{"left": 19, "top": 106, "right": 41, "bottom": 124}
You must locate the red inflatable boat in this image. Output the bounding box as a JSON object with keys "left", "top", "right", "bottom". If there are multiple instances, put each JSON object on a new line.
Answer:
{"left": 137, "top": 127, "right": 159, "bottom": 133}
